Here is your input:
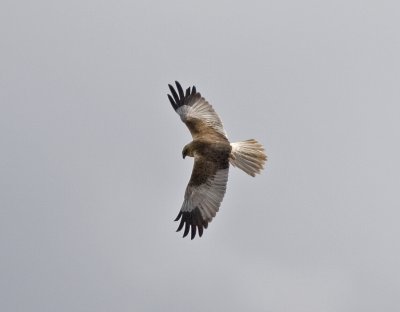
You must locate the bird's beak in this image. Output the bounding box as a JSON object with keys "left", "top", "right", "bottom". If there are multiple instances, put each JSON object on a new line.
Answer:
{"left": 182, "top": 154, "right": 186, "bottom": 159}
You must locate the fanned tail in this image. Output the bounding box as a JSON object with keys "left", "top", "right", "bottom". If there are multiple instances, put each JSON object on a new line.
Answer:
{"left": 229, "top": 139, "right": 267, "bottom": 177}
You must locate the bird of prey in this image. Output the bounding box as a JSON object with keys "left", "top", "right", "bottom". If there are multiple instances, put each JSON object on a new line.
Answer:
{"left": 168, "top": 81, "right": 267, "bottom": 239}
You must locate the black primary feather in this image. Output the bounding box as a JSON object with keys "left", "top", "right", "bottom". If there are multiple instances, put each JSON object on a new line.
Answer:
{"left": 168, "top": 84, "right": 180, "bottom": 105}
{"left": 174, "top": 208, "right": 208, "bottom": 240}
{"left": 168, "top": 94, "right": 177, "bottom": 109}
{"left": 167, "top": 81, "right": 198, "bottom": 111}
{"left": 175, "top": 81, "right": 185, "bottom": 99}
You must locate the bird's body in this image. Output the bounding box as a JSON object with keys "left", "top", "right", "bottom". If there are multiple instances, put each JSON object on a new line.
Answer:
{"left": 168, "top": 81, "right": 267, "bottom": 239}
{"left": 183, "top": 139, "right": 231, "bottom": 161}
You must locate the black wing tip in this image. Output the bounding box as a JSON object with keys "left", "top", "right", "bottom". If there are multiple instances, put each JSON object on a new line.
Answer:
{"left": 190, "top": 225, "right": 196, "bottom": 240}
{"left": 174, "top": 209, "right": 207, "bottom": 240}
{"left": 174, "top": 211, "right": 182, "bottom": 222}
{"left": 174, "top": 80, "right": 182, "bottom": 90}
{"left": 167, "top": 81, "right": 198, "bottom": 110}
{"left": 168, "top": 94, "right": 177, "bottom": 109}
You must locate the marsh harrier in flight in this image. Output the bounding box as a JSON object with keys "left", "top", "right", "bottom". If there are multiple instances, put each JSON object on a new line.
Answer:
{"left": 168, "top": 81, "right": 267, "bottom": 239}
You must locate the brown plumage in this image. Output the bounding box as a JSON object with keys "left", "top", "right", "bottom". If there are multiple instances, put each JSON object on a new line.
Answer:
{"left": 168, "top": 81, "right": 267, "bottom": 239}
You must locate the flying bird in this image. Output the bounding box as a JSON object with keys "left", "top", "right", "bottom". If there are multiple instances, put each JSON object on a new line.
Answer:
{"left": 168, "top": 81, "right": 267, "bottom": 239}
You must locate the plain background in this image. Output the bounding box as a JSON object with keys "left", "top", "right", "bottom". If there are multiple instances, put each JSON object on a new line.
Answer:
{"left": 1, "top": 1, "right": 400, "bottom": 311}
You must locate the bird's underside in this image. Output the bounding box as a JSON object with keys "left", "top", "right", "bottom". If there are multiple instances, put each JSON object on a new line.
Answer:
{"left": 168, "top": 81, "right": 267, "bottom": 239}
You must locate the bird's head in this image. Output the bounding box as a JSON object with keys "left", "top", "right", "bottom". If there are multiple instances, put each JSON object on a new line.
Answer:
{"left": 182, "top": 145, "right": 188, "bottom": 159}
{"left": 182, "top": 144, "right": 193, "bottom": 159}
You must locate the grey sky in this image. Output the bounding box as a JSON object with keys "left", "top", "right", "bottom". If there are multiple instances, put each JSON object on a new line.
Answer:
{"left": 1, "top": 0, "right": 400, "bottom": 311}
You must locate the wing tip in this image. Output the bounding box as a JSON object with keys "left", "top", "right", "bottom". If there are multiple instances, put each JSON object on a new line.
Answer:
{"left": 167, "top": 94, "right": 177, "bottom": 109}
{"left": 174, "top": 209, "right": 207, "bottom": 240}
{"left": 167, "top": 81, "right": 198, "bottom": 110}
{"left": 174, "top": 211, "right": 182, "bottom": 222}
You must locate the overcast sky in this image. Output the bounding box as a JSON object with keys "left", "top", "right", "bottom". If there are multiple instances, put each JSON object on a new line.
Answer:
{"left": 1, "top": 0, "right": 400, "bottom": 311}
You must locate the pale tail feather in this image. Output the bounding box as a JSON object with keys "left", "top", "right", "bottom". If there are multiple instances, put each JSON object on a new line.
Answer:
{"left": 229, "top": 139, "right": 267, "bottom": 177}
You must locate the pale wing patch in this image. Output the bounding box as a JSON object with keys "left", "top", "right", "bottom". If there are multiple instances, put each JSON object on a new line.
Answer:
{"left": 182, "top": 168, "right": 229, "bottom": 217}
{"left": 176, "top": 98, "right": 228, "bottom": 138}
{"left": 168, "top": 81, "right": 228, "bottom": 140}
{"left": 176, "top": 168, "right": 229, "bottom": 239}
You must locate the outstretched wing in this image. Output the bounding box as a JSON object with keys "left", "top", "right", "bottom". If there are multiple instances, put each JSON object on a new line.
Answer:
{"left": 168, "top": 81, "right": 228, "bottom": 141}
{"left": 175, "top": 156, "right": 229, "bottom": 239}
